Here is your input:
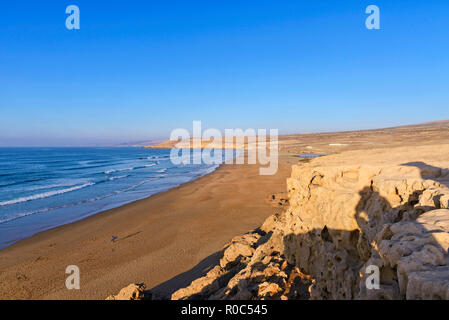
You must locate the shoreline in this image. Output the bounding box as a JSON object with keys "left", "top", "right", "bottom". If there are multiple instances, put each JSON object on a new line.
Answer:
{"left": 2, "top": 123, "right": 449, "bottom": 300}
{"left": 0, "top": 156, "right": 296, "bottom": 299}
{"left": 0, "top": 161, "right": 222, "bottom": 251}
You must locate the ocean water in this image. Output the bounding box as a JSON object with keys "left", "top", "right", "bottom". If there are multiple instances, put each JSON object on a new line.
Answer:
{"left": 0, "top": 147, "right": 228, "bottom": 249}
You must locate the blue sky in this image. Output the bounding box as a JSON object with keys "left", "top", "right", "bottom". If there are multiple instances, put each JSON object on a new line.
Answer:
{"left": 0, "top": 0, "right": 448, "bottom": 146}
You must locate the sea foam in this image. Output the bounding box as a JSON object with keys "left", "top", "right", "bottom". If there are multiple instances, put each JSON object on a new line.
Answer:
{"left": 0, "top": 182, "right": 94, "bottom": 207}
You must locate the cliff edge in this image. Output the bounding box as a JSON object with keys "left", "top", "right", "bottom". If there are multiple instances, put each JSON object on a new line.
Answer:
{"left": 170, "top": 144, "right": 449, "bottom": 300}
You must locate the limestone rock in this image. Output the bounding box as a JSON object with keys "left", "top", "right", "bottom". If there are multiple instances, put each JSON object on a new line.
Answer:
{"left": 171, "top": 265, "right": 232, "bottom": 300}
{"left": 219, "top": 233, "right": 261, "bottom": 268}
{"left": 282, "top": 161, "right": 449, "bottom": 300}
{"left": 257, "top": 282, "right": 280, "bottom": 297}
{"left": 106, "top": 283, "right": 146, "bottom": 300}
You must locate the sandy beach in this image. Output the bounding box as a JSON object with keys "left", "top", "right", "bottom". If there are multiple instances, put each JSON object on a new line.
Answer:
{"left": 0, "top": 155, "right": 296, "bottom": 299}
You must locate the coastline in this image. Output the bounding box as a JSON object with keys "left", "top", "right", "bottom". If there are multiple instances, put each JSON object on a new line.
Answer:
{"left": 0, "top": 156, "right": 222, "bottom": 251}
{"left": 0, "top": 156, "right": 296, "bottom": 299}
{"left": 3, "top": 122, "right": 449, "bottom": 300}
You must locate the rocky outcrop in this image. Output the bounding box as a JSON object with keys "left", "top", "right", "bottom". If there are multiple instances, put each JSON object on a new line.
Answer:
{"left": 106, "top": 283, "right": 147, "bottom": 300}
{"left": 171, "top": 158, "right": 449, "bottom": 300}
{"left": 171, "top": 224, "right": 311, "bottom": 300}
{"left": 281, "top": 162, "right": 449, "bottom": 300}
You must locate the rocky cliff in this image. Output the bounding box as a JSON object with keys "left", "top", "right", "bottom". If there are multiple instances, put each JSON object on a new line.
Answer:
{"left": 170, "top": 146, "right": 449, "bottom": 300}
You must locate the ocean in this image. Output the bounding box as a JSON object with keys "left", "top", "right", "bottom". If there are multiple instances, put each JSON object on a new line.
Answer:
{"left": 0, "top": 147, "right": 228, "bottom": 249}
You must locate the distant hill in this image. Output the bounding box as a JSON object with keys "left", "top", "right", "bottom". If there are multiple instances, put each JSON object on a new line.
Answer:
{"left": 393, "top": 120, "right": 449, "bottom": 129}
{"left": 144, "top": 120, "right": 449, "bottom": 149}
{"left": 115, "top": 139, "right": 165, "bottom": 147}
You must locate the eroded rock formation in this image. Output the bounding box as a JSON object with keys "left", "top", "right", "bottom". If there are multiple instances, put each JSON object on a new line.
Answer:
{"left": 282, "top": 162, "right": 449, "bottom": 299}
{"left": 106, "top": 283, "right": 147, "bottom": 300}
{"left": 170, "top": 158, "right": 449, "bottom": 300}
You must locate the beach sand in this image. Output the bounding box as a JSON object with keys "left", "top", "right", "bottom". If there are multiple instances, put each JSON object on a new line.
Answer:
{"left": 0, "top": 156, "right": 296, "bottom": 300}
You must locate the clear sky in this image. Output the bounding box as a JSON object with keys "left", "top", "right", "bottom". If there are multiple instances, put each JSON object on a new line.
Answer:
{"left": 1, "top": 0, "right": 448, "bottom": 146}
